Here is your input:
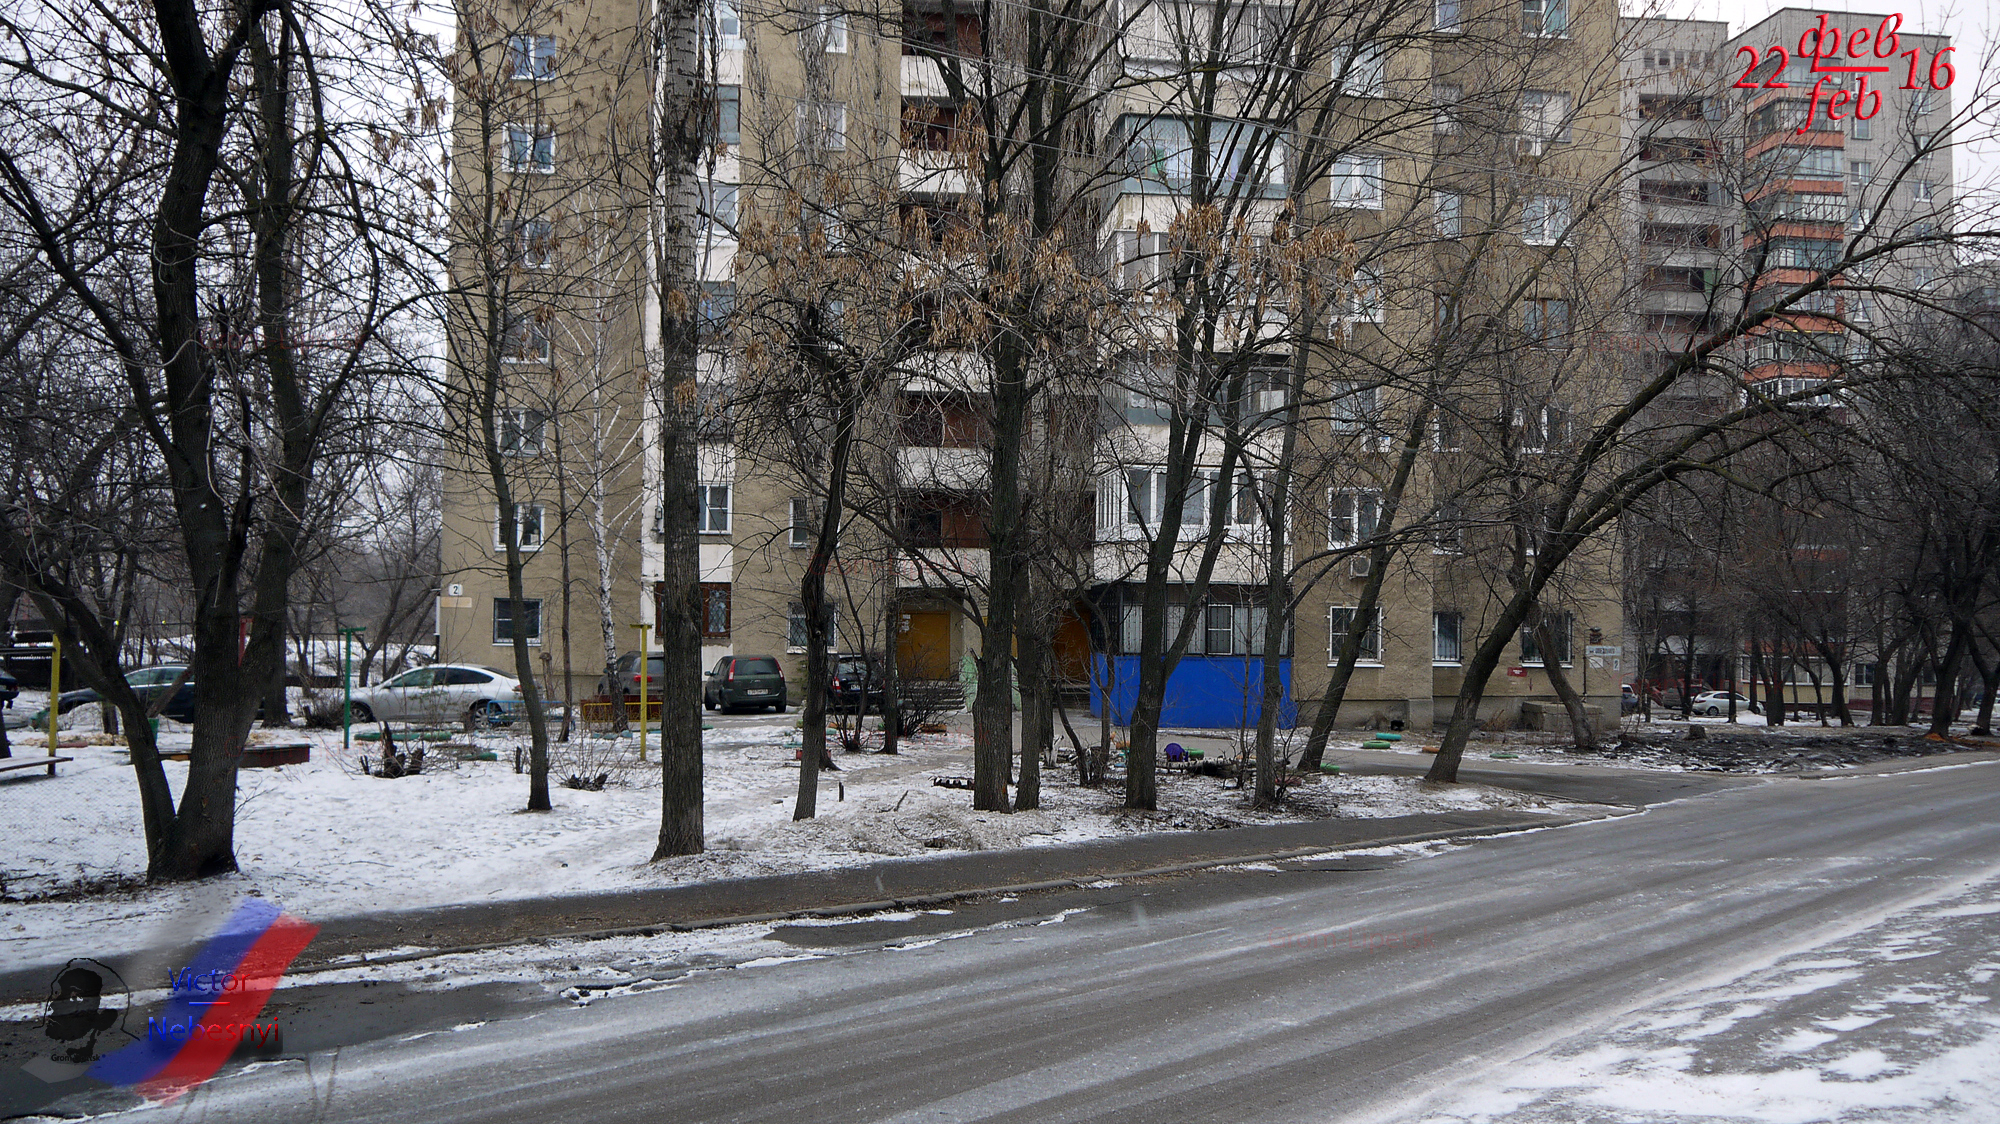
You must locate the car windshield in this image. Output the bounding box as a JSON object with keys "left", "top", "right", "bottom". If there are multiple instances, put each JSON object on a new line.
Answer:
{"left": 481, "top": 667, "right": 515, "bottom": 680}
{"left": 738, "top": 658, "right": 780, "bottom": 676}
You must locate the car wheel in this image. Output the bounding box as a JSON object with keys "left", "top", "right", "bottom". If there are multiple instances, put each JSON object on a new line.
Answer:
{"left": 1705, "top": 706, "right": 1720, "bottom": 716}
{"left": 703, "top": 697, "right": 715, "bottom": 712}
{"left": 468, "top": 700, "right": 507, "bottom": 729}
{"left": 350, "top": 703, "right": 375, "bottom": 723}
{"left": 773, "top": 699, "right": 786, "bottom": 713}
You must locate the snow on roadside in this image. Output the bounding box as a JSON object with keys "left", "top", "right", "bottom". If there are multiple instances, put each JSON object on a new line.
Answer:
{"left": 1414, "top": 873, "right": 2000, "bottom": 1123}
{"left": 0, "top": 721, "right": 1588, "bottom": 969}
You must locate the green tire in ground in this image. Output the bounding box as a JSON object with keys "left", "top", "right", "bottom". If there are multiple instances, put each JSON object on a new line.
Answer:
{"left": 1319, "top": 764, "right": 1341, "bottom": 774}
{"left": 1362, "top": 739, "right": 1394, "bottom": 749}
{"left": 1373, "top": 732, "right": 1403, "bottom": 741}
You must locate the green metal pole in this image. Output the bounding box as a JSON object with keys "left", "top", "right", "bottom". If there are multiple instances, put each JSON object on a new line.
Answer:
{"left": 47, "top": 633, "right": 59, "bottom": 755}
{"left": 340, "top": 626, "right": 365, "bottom": 752}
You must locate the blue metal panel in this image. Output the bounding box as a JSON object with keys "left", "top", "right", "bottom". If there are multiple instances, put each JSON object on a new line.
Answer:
{"left": 1089, "top": 655, "right": 1296, "bottom": 729}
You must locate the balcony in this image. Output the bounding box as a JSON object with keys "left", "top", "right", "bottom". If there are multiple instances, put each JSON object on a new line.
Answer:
{"left": 901, "top": 54, "right": 948, "bottom": 99}
{"left": 899, "top": 148, "right": 971, "bottom": 197}
{"left": 897, "top": 445, "right": 989, "bottom": 491}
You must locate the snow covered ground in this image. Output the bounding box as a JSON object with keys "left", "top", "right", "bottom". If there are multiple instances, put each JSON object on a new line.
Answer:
{"left": 0, "top": 712, "right": 1595, "bottom": 967}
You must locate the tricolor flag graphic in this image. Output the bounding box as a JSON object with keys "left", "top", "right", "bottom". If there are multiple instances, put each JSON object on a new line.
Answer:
{"left": 90, "top": 897, "right": 317, "bottom": 1102}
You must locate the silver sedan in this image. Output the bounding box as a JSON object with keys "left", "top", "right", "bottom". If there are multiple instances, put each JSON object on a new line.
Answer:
{"left": 349, "top": 665, "right": 522, "bottom": 727}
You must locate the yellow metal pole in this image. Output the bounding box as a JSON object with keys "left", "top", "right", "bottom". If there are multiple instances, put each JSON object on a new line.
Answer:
{"left": 47, "top": 633, "right": 60, "bottom": 756}
{"left": 630, "top": 623, "right": 652, "bottom": 763}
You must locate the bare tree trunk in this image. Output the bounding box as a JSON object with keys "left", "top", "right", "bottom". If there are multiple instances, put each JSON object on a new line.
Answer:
{"left": 1532, "top": 612, "right": 1595, "bottom": 749}
{"left": 649, "top": 0, "right": 706, "bottom": 858}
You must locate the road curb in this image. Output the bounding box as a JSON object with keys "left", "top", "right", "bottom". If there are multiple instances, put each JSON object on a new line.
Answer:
{"left": 285, "top": 814, "right": 1608, "bottom": 977}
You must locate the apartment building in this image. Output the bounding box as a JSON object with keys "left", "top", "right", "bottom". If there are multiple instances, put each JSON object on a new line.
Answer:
{"left": 442, "top": 0, "right": 1659, "bottom": 734}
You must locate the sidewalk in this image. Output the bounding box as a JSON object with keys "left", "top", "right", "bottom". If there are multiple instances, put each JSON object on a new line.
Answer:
{"left": 0, "top": 804, "right": 1616, "bottom": 1003}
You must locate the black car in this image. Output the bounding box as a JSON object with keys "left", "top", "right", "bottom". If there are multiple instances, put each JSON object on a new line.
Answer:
{"left": 703, "top": 655, "right": 787, "bottom": 713}
{"left": 56, "top": 665, "right": 194, "bottom": 717}
{"left": 605, "top": 652, "right": 669, "bottom": 702}
{"left": 0, "top": 667, "right": 16, "bottom": 706}
{"left": 828, "top": 653, "right": 886, "bottom": 713}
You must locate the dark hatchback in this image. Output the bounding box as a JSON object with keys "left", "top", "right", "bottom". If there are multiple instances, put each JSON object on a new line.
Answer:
{"left": 703, "top": 655, "right": 787, "bottom": 713}
{"left": 828, "top": 653, "right": 886, "bottom": 713}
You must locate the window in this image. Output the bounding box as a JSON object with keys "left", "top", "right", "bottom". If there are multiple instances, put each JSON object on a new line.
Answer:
{"left": 1124, "top": 468, "right": 1187, "bottom": 527}
{"left": 507, "top": 34, "right": 557, "bottom": 79}
{"left": 1764, "top": 238, "right": 1841, "bottom": 270}
{"left": 1913, "top": 180, "right": 1937, "bottom": 203}
{"left": 708, "top": 0, "right": 745, "bottom": 47}
{"left": 1435, "top": 191, "right": 1463, "bottom": 238}
{"left": 1228, "top": 470, "right": 1262, "bottom": 526}
{"left": 1760, "top": 377, "right": 1834, "bottom": 407}
{"left": 503, "top": 124, "right": 554, "bottom": 173}
{"left": 816, "top": 4, "right": 848, "bottom": 52}
{"left": 1435, "top": 0, "right": 1461, "bottom": 32}
{"left": 1520, "top": 611, "right": 1573, "bottom": 665}
{"left": 1330, "top": 155, "right": 1383, "bottom": 209}
{"left": 699, "top": 180, "right": 739, "bottom": 240}
{"left": 497, "top": 408, "right": 546, "bottom": 455}
{"left": 1328, "top": 607, "right": 1382, "bottom": 663}
{"left": 1328, "top": 490, "right": 1381, "bottom": 547}
{"left": 707, "top": 85, "right": 741, "bottom": 145}
{"left": 1851, "top": 113, "right": 1871, "bottom": 141}
{"left": 1124, "top": 117, "right": 1192, "bottom": 185}
{"left": 796, "top": 101, "right": 847, "bottom": 151}
{"left": 1331, "top": 380, "right": 1378, "bottom": 431}
{"left": 1432, "top": 503, "right": 1465, "bottom": 552}
{"left": 495, "top": 503, "right": 544, "bottom": 550}
{"left": 1434, "top": 611, "right": 1462, "bottom": 664}
{"left": 1523, "top": 299, "right": 1571, "bottom": 346}
{"left": 1638, "top": 180, "right": 1711, "bottom": 205}
{"left": 1762, "top": 146, "right": 1842, "bottom": 178}
{"left": 700, "top": 583, "right": 731, "bottom": 638}
{"left": 1115, "top": 230, "right": 1170, "bottom": 290}
{"left": 1333, "top": 42, "right": 1386, "bottom": 97}
{"left": 1517, "top": 404, "right": 1569, "bottom": 452}
{"left": 1433, "top": 83, "right": 1462, "bottom": 134}
{"left": 1521, "top": 0, "right": 1565, "bottom": 37}
{"left": 698, "top": 484, "right": 731, "bottom": 533}
{"left": 1520, "top": 92, "right": 1572, "bottom": 144}
{"left": 789, "top": 497, "right": 813, "bottom": 547}
{"left": 504, "top": 218, "right": 553, "bottom": 267}
{"left": 1521, "top": 194, "right": 1569, "bottom": 245}
{"left": 492, "top": 598, "right": 542, "bottom": 645}
{"left": 699, "top": 282, "right": 734, "bottom": 334}
{"left": 1205, "top": 602, "right": 1236, "bottom": 655}
{"left": 1335, "top": 268, "right": 1384, "bottom": 324}
{"left": 502, "top": 312, "right": 550, "bottom": 362}
{"left": 787, "top": 602, "right": 837, "bottom": 650}
{"left": 1910, "top": 88, "right": 1936, "bottom": 117}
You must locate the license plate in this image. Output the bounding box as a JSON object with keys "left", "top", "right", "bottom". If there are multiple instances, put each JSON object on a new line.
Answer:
{"left": 746, "top": 689, "right": 770, "bottom": 695}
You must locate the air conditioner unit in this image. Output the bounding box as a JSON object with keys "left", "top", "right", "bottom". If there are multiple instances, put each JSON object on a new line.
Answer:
{"left": 1350, "top": 555, "right": 1373, "bottom": 579}
{"left": 1515, "top": 136, "right": 1546, "bottom": 160}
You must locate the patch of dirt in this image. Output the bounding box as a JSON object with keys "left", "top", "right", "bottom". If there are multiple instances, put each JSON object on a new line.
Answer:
{"left": 1551, "top": 728, "right": 1973, "bottom": 773}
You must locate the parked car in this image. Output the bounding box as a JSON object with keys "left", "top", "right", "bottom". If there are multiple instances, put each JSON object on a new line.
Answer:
{"left": 55, "top": 665, "right": 193, "bottom": 717}
{"left": 703, "top": 655, "right": 787, "bottom": 713}
{"left": 828, "top": 653, "right": 886, "bottom": 713}
{"left": 1621, "top": 684, "right": 1639, "bottom": 715}
{"left": 1691, "top": 690, "right": 1760, "bottom": 716}
{"left": 0, "top": 667, "right": 16, "bottom": 705}
{"left": 605, "top": 652, "right": 669, "bottom": 701}
{"left": 349, "top": 665, "right": 522, "bottom": 727}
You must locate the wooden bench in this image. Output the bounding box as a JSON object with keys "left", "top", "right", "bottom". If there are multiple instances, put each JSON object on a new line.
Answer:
{"left": 0, "top": 755, "right": 74, "bottom": 778}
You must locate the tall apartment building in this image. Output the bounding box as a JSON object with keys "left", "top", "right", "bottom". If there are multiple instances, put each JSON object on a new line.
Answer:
{"left": 1618, "top": 9, "right": 1955, "bottom": 698}
{"left": 442, "top": 0, "right": 1653, "bottom": 733}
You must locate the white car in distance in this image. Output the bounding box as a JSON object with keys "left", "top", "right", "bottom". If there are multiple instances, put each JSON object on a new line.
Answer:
{"left": 349, "top": 665, "right": 522, "bottom": 727}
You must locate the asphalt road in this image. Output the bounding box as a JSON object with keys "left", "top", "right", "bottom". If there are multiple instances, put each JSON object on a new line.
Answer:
{"left": 30, "top": 759, "right": 2000, "bottom": 1122}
